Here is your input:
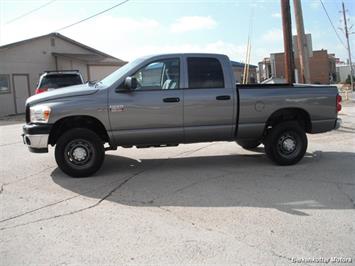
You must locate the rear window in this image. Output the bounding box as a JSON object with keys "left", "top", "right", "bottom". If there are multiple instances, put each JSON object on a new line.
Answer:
{"left": 39, "top": 74, "right": 82, "bottom": 89}
{"left": 187, "top": 57, "right": 225, "bottom": 89}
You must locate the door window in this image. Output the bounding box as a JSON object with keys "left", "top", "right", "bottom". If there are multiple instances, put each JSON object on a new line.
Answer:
{"left": 132, "top": 58, "right": 180, "bottom": 90}
{"left": 187, "top": 57, "right": 225, "bottom": 89}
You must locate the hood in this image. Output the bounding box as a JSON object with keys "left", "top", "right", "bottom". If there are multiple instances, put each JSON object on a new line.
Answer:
{"left": 26, "top": 83, "right": 99, "bottom": 106}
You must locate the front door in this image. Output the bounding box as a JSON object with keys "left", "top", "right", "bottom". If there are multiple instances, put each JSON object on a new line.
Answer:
{"left": 183, "top": 56, "right": 235, "bottom": 142}
{"left": 13, "top": 74, "right": 30, "bottom": 114}
{"left": 109, "top": 57, "right": 183, "bottom": 146}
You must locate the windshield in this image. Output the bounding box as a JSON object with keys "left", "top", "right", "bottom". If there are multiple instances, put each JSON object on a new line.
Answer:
{"left": 40, "top": 74, "right": 83, "bottom": 89}
{"left": 98, "top": 57, "right": 146, "bottom": 87}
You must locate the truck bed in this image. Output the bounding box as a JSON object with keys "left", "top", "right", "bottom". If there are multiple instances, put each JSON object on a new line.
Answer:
{"left": 236, "top": 84, "right": 338, "bottom": 140}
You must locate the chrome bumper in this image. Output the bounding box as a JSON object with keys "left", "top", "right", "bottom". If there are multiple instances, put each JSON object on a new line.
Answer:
{"left": 22, "top": 123, "right": 52, "bottom": 153}
{"left": 22, "top": 134, "right": 49, "bottom": 152}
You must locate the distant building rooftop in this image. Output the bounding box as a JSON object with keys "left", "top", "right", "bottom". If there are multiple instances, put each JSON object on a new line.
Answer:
{"left": 230, "top": 61, "right": 257, "bottom": 69}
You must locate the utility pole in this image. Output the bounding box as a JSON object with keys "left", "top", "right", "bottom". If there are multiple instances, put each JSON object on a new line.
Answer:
{"left": 342, "top": 1, "right": 354, "bottom": 90}
{"left": 281, "top": 0, "right": 295, "bottom": 84}
{"left": 293, "top": 0, "right": 311, "bottom": 84}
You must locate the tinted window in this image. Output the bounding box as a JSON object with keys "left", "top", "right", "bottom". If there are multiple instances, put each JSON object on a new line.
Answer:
{"left": 132, "top": 58, "right": 180, "bottom": 90}
{"left": 188, "top": 57, "right": 224, "bottom": 89}
{"left": 39, "top": 74, "right": 82, "bottom": 89}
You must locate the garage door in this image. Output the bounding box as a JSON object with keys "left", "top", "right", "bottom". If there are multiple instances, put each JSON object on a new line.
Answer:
{"left": 88, "top": 66, "right": 120, "bottom": 82}
{"left": 13, "top": 74, "right": 30, "bottom": 114}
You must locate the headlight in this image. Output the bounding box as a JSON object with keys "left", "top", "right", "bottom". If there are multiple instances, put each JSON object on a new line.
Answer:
{"left": 30, "top": 106, "right": 51, "bottom": 123}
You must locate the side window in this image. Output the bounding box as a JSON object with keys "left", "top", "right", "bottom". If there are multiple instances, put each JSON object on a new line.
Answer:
{"left": 132, "top": 58, "right": 180, "bottom": 90}
{"left": 0, "top": 75, "right": 11, "bottom": 94}
{"left": 187, "top": 57, "right": 225, "bottom": 89}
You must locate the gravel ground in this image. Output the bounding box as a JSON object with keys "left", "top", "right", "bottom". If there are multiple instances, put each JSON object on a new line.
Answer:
{"left": 0, "top": 103, "right": 354, "bottom": 265}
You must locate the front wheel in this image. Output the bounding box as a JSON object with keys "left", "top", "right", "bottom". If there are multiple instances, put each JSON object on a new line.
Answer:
{"left": 264, "top": 121, "right": 307, "bottom": 165}
{"left": 55, "top": 128, "right": 105, "bottom": 177}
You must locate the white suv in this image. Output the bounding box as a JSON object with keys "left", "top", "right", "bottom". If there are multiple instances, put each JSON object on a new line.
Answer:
{"left": 35, "top": 70, "right": 84, "bottom": 94}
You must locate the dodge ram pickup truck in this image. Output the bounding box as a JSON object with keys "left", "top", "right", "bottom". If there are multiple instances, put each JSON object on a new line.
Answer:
{"left": 22, "top": 53, "right": 342, "bottom": 177}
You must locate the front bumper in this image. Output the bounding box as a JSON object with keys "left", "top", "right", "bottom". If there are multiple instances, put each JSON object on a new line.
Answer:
{"left": 22, "top": 124, "right": 52, "bottom": 153}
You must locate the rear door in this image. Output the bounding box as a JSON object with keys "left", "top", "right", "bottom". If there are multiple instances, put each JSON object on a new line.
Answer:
{"left": 183, "top": 56, "right": 235, "bottom": 142}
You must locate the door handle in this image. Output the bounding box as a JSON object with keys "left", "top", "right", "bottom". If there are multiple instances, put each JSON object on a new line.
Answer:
{"left": 216, "top": 95, "right": 231, "bottom": 100}
{"left": 163, "top": 97, "right": 180, "bottom": 103}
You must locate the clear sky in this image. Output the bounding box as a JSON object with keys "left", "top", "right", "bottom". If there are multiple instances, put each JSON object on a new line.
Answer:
{"left": 0, "top": 0, "right": 354, "bottom": 64}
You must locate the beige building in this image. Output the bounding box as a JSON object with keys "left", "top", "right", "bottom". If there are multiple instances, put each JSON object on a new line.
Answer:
{"left": 0, "top": 32, "right": 126, "bottom": 116}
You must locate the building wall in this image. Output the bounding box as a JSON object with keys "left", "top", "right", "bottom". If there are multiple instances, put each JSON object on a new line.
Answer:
{"left": 258, "top": 59, "right": 272, "bottom": 82}
{"left": 232, "top": 66, "right": 257, "bottom": 83}
{"left": 270, "top": 50, "right": 335, "bottom": 84}
{"left": 337, "top": 64, "right": 355, "bottom": 83}
{"left": 0, "top": 35, "right": 123, "bottom": 116}
{"left": 88, "top": 65, "right": 120, "bottom": 81}
{"left": 0, "top": 37, "right": 55, "bottom": 115}
{"left": 56, "top": 57, "right": 89, "bottom": 81}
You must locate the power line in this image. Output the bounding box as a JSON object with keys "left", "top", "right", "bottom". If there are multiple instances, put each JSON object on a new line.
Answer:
{"left": 319, "top": 0, "right": 347, "bottom": 50}
{"left": 55, "top": 0, "right": 130, "bottom": 32}
{"left": 5, "top": 0, "right": 57, "bottom": 24}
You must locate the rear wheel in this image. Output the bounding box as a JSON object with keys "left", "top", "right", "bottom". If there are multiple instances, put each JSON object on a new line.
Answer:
{"left": 236, "top": 140, "right": 261, "bottom": 150}
{"left": 264, "top": 121, "right": 307, "bottom": 165}
{"left": 55, "top": 128, "right": 105, "bottom": 177}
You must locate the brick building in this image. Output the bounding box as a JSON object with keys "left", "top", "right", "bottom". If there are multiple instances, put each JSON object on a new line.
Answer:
{"left": 259, "top": 49, "right": 336, "bottom": 84}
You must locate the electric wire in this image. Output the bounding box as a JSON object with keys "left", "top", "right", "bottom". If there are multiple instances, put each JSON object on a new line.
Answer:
{"left": 54, "top": 0, "right": 130, "bottom": 32}
{"left": 319, "top": 0, "right": 348, "bottom": 51}
{"left": 5, "top": 0, "right": 57, "bottom": 24}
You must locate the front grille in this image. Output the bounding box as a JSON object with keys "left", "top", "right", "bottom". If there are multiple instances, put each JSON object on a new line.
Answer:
{"left": 25, "top": 104, "right": 30, "bottom": 123}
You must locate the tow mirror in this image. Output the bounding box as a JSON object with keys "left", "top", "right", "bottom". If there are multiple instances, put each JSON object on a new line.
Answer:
{"left": 115, "top": 76, "right": 137, "bottom": 92}
{"left": 124, "top": 76, "right": 137, "bottom": 90}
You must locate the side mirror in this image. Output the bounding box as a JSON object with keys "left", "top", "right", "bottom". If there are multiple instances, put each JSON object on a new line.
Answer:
{"left": 124, "top": 76, "right": 137, "bottom": 90}
{"left": 115, "top": 76, "right": 137, "bottom": 92}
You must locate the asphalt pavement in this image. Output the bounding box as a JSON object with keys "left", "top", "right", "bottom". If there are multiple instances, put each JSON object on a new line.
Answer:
{"left": 0, "top": 103, "right": 354, "bottom": 265}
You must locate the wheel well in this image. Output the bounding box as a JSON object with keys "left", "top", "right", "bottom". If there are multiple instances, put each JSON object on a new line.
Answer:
{"left": 49, "top": 116, "right": 110, "bottom": 146}
{"left": 265, "top": 108, "right": 311, "bottom": 133}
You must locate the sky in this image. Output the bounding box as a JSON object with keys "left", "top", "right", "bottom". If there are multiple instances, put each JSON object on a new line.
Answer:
{"left": 0, "top": 0, "right": 354, "bottom": 65}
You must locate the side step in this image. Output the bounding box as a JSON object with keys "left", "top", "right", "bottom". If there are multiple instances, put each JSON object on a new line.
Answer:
{"left": 136, "top": 144, "right": 179, "bottom": 149}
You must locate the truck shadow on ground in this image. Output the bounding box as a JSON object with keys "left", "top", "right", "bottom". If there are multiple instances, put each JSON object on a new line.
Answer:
{"left": 51, "top": 150, "right": 355, "bottom": 216}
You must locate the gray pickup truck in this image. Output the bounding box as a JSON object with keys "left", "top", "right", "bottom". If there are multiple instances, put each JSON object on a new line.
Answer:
{"left": 22, "top": 53, "right": 342, "bottom": 177}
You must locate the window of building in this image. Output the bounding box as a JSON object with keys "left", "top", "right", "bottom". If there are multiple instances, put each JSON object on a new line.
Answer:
{"left": 132, "top": 58, "right": 180, "bottom": 90}
{"left": 50, "top": 37, "right": 55, "bottom": 47}
{"left": 187, "top": 57, "right": 225, "bottom": 89}
{"left": 0, "top": 75, "right": 11, "bottom": 94}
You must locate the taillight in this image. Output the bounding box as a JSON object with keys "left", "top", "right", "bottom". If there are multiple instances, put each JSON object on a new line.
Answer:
{"left": 336, "top": 94, "right": 342, "bottom": 112}
{"left": 35, "top": 88, "right": 48, "bottom": 94}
